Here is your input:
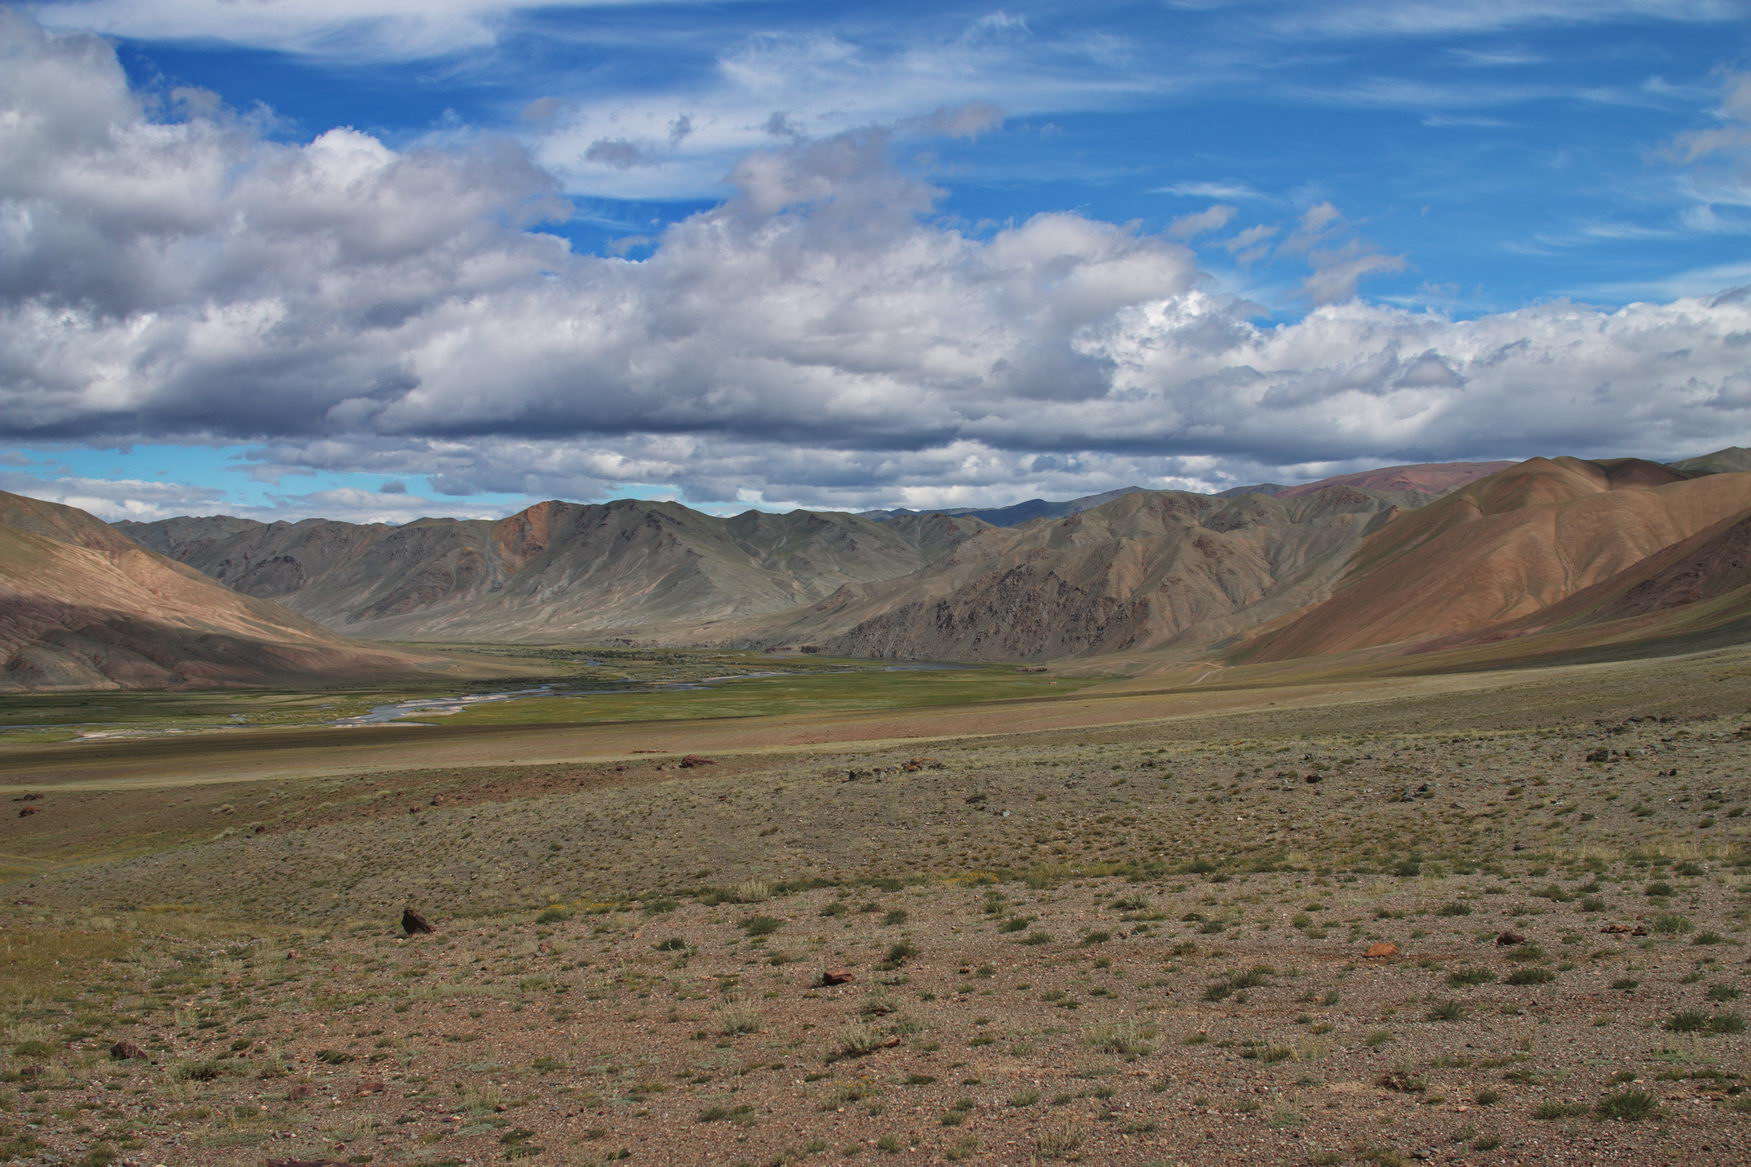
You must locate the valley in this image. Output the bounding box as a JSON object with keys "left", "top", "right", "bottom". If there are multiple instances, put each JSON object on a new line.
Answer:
{"left": 1, "top": 452, "right": 1748, "bottom": 1165}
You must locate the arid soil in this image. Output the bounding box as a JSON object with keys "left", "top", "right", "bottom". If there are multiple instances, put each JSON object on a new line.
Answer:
{"left": 1, "top": 647, "right": 1747, "bottom": 1166}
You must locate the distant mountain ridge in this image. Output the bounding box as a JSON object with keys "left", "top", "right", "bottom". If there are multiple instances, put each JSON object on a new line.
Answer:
{"left": 857, "top": 461, "right": 1516, "bottom": 526}
{"left": 0, "top": 448, "right": 1741, "bottom": 690}
{"left": 858, "top": 486, "right": 1147, "bottom": 526}
{"left": 120, "top": 500, "right": 988, "bottom": 642}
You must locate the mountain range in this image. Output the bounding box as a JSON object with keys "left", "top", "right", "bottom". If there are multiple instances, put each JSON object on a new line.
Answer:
{"left": 2, "top": 451, "right": 1747, "bottom": 689}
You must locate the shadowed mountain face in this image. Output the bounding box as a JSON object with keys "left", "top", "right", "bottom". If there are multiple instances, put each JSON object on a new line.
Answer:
{"left": 743, "top": 487, "right": 1411, "bottom": 660}
{"left": 0, "top": 492, "right": 479, "bottom": 691}
{"left": 120, "top": 501, "right": 989, "bottom": 641}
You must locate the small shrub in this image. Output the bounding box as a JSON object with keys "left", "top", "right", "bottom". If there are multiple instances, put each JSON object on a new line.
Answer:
{"left": 1595, "top": 1090, "right": 1659, "bottom": 1122}
{"left": 1447, "top": 968, "right": 1496, "bottom": 988}
{"left": 1664, "top": 1010, "right": 1710, "bottom": 1033}
{"left": 1083, "top": 1022, "right": 1155, "bottom": 1058}
{"left": 741, "top": 915, "right": 783, "bottom": 937}
{"left": 877, "top": 943, "right": 917, "bottom": 970}
{"left": 838, "top": 1023, "right": 889, "bottom": 1057}
{"left": 1533, "top": 1100, "right": 1588, "bottom": 1120}
{"left": 173, "top": 1060, "right": 226, "bottom": 1082}
{"left": 1504, "top": 968, "right": 1556, "bottom": 986}
{"left": 718, "top": 1008, "right": 761, "bottom": 1036}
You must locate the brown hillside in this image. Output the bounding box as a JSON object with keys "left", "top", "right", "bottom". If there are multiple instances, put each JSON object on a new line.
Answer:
{"left": 0, "top": 490, "right": 142, "bottom": 554}
{"left": 1242, "top": 459, "right": 1751, "bottom": 662}
{"left": 0, "top": 497, "right": 485, "bottom": 691}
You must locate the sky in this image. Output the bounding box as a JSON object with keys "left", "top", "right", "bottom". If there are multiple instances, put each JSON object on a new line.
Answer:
{"left": 2, "top": 1, "right": 1749, "bottom": 524}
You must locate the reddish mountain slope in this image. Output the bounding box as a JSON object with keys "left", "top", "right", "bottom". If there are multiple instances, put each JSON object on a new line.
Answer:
{"left": 1243, "top": 458, "right": 1751, "bottom": 662}
{"left": 0, "top": 492, "right": 480, "bottom": 691}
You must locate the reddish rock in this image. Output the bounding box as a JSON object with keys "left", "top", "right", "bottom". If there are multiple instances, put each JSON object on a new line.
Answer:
{"left": 819, "top": 967, "right": 857, "bottom": 986}
{"left": 401, "top": 907, "right": 435, "bottom": 935}
{"left": 1364, "top": 942, "right": 1400, "bottom": 959}
{"left": 678, "top": 754, "right": 717, "bottom": 768}
{"left": 108, "top": 1040, "right": 148, "bottom": 1060}
{"left": 17, "top": 806, "right": 41, "bottom": 818}
{"left": 1494, "top": 931, "right": 1526, "bottom": 946}
{"left": 16, "top": 792, "right": 42, "bottom": 801}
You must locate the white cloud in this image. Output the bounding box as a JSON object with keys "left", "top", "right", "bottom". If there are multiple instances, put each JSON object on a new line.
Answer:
{"left": 527, "top": 24, "right": 1174, "bottom": 200}
{"left": 0, "top": 471, "right": 227, "bottom": 520}
{"left": 2, "top": 11, "right": 1749, "bottom": 518}
{"left": 1168, "top": 204, "right": 1237, "bottom": 240}
{"left": 1273, "top": 0, "right": 1741, "bottom": 39}
{"left": 31, "top": 0, "right": 714, "bottom": 61}
{"left": 1154, "top": 180, "right": 1266, "bottom": 201}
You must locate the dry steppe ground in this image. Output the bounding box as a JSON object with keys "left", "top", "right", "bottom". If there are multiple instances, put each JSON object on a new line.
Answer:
{"left": 1, "top": 647, "right": 1748, "bottom": 1166}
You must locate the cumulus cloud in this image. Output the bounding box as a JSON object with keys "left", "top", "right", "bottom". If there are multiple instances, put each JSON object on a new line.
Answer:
{"left": 2, "top": 11, "right": 1750, "bottom": 518}
{"left": 0, "top": 471, "right": 227, "bottom": 520}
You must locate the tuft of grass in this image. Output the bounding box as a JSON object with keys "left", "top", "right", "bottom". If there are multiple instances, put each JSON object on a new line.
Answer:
{"left": 1595, "top": 1090, "right": 1660, "bottom": 1122}
{"left": 837, "top": 1023, "right": 890, "bottom": 1058}
{"left": 1665, "top": 1010, "right": 1745, "bottom": 1035}
{"left": 1083, "top": 1021, "right": 1156, "bottom": 1058}
{"left": 1504, "top": 968, "right": 1556, "bottom": 986}
{"left": 740, "top": 915, "right": 783, "bottom": 937}
{"left": 1533, "top": 1100, "right": 1589, "bottom": 1120}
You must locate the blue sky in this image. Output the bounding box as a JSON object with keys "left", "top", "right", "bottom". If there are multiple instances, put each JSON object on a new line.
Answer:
{"left": 3, "top": 1, "right": 1749, "bottom": 521}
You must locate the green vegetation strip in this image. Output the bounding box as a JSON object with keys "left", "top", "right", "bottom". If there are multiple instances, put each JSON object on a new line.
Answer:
{"left": 437, "top": 667, "right": 1100, "bottom": 726}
